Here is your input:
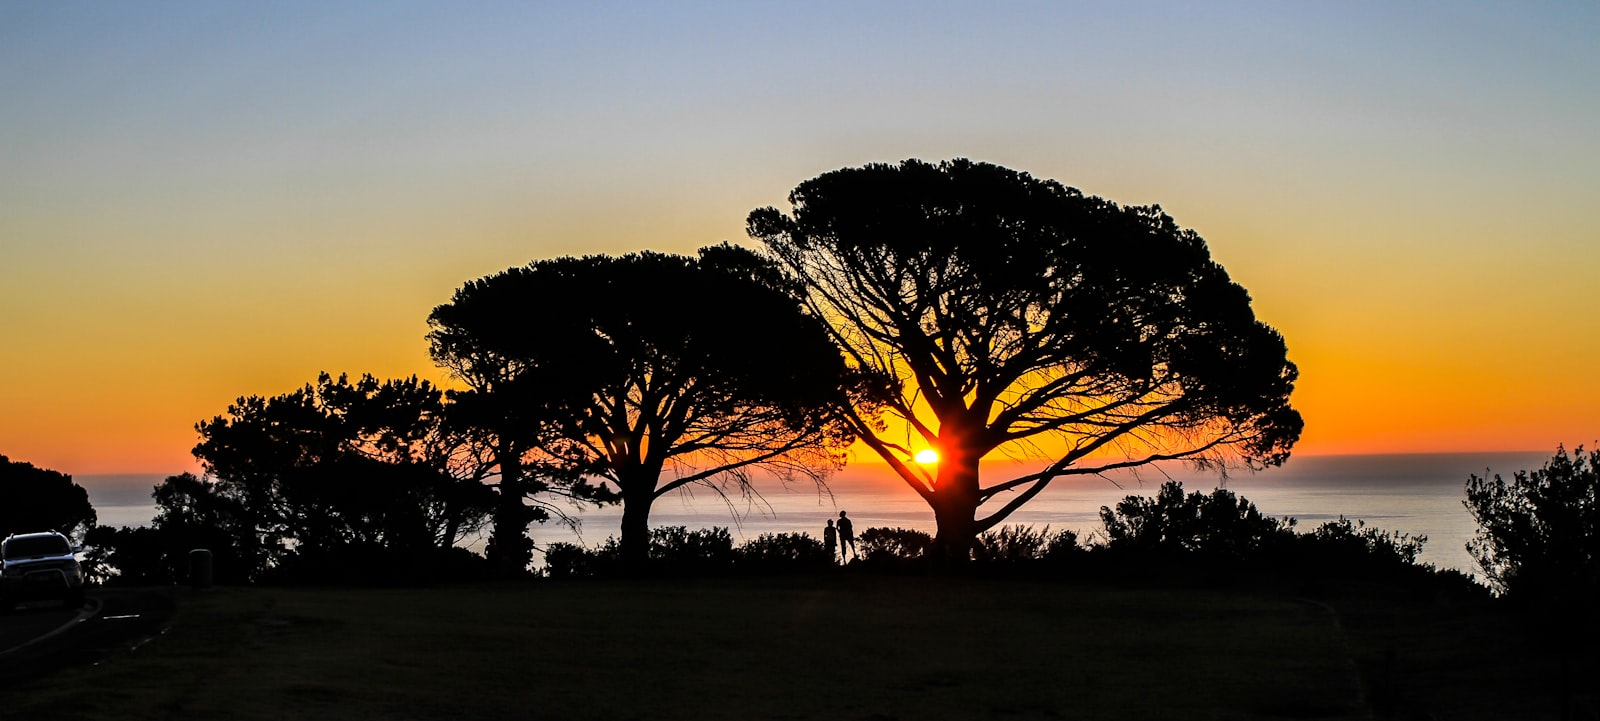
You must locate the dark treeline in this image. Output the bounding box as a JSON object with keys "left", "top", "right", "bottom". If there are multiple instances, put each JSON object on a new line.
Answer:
{"left": 90, "top": 373, "right": 501, "bottom": 585}
{"left": 1, "top": 454, "right": 96, "bottom": 540}
{"left": 2, "top": 444, "right": 1595, "bottom": 616}
{"left": 538, "top": 481, "right": 1444, "bottom": 588}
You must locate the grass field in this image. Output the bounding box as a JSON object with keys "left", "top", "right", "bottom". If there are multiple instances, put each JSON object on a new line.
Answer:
{"left": 7, "top": 574, "right": 1580, "bottom": 720}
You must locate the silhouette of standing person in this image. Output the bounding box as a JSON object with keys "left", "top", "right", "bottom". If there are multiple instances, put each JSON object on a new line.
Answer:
{"left": 823, "top": 519, "right": 837, "bottom": 562}
{"left": 837, "top": 510, "right": 856, "bottom": 563}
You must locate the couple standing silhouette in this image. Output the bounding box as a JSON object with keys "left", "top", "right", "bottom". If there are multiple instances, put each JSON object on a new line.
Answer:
{"left": 823, "top": 510, "right": 856, "bottom": 564}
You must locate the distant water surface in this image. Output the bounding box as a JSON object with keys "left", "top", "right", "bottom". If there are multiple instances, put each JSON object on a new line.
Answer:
{"left": 76, "top": 451, "right": 1554, "bottom": 575}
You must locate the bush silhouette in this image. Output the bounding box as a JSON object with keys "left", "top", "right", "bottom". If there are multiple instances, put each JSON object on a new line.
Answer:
{"left": 1099, "top": 481, "right": 1293, "bottom": 559}
{"left": 734, "top": 532, "right": 832, "bottom": 572}
{"left": 858, "top": 527, "right": 934, "bottom": 566}
{"left": 972, "top": 525, "right": 1083, "bottom": 566}
{"left": 1466, "top": 445, "right": 1599, "bottom": 607}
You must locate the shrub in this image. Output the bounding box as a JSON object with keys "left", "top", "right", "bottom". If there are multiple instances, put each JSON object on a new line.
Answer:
{"left": 1465, "top": 445, "right": 1600, "bottom": 604}
{"left": 82, "top": 525, "right": 169, "bottom": 586}
{"left": 1099, "top": 481, "right": 1293, "bottom": 558}
{"left": 543, "top": 527, "right": 737, "bottom": 578}
{"left": 972, "top": 525, "right": 1082, "bottom": 565}
{"left": 1299, "top": 516, "right": 1427, "bottom": 568}
{"left": 643, "top": 526, "right": 735, "bottom": 572}
{"left": 543, "top": 542, "right": 609, "bottom": 579}
{"left": 858, "top": 527, "right": 933, "bottom": 564}
{"left": 735, "top": 532, "right": 832, "bottom": 572}
{"left": 83, "top": 517, "right": 265, "bottom": 587}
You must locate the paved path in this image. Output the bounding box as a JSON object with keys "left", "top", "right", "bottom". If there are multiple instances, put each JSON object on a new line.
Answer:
{"left": 0, "top": 588, "right": 176, "bottom": 683}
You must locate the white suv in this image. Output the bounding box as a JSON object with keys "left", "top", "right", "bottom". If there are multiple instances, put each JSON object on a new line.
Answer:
{"left": 0, "top": 532, "right": 86, "bottom": 610}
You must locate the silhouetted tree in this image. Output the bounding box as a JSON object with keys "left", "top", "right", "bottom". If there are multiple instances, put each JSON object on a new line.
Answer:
{"left": 426, "top": 307, "right": 615, "bottom": 575}
{"left": 428, "top": 245, "right": 854, "bottom": 571}
{"left": 0, "top": 454, "right": 96, "bottom": 540}
{"left": 749, "top": 159, "right": 1302, "bottom": 561}
{"left": 1466, "top": 446, "right": 1599, "bottom": 603}
{"left": 81, "top": 472, "right": 261, "bottom": 585}
{"left": 1467, "top": 447, "right": 1600, "bottom": 719}
{"left": 192, "top": 373, "right": 496, "bottom": 576}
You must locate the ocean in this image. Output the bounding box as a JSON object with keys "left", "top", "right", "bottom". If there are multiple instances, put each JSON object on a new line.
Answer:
{"left": 76, "top": 451, "right": 1555, "bottom": 575}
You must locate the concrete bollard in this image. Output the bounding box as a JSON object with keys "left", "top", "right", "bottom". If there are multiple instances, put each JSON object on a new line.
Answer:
{"left": 189, "top": 548, "right": 214, "bottom": 590}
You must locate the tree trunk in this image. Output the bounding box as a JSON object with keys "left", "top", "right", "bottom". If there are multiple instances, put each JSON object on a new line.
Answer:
{"left": 618, "top": 485, "right": 655, "bottom": 575}
{"left": 485, "top": 444, "right": 532, "bottom": 575}
{"left": 929, "top": 451, "right": 981, "bottom": 566}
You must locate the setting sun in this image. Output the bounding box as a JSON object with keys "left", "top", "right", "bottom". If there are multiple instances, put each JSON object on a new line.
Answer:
{"left": 914, "top": 449, "right": 940, "bottom": 465}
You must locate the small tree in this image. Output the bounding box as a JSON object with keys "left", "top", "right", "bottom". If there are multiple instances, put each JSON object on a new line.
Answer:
{"left": 0, "top": 454, "right": 96, "bottom": 540}
{"left": 1467, "top": 448, "right": 1600, "bottom": 720}
{"left": 1465, "top": 445, "right": 1599, "bottom": 603}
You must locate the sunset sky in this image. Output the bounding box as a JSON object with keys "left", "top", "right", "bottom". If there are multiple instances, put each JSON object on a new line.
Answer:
{"left": 3, "top": 2, "right": 1596, "bottom": 476}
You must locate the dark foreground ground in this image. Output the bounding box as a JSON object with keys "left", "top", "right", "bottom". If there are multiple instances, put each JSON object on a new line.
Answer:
{"left": 5, "top": 574, "right": 1590, "bottom": 720}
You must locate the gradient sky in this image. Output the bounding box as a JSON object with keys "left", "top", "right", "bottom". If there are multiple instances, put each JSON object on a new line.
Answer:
{"left": 3, "top": 1, "right": 1597, "bottom": 475}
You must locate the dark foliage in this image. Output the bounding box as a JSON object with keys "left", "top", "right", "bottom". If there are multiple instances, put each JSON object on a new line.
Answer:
{"left": 428, "top": 245, "right": 854, "bottom": 571}
{"left": 1465, "top": 446, "right": 1600, "bottom": 718}
{"left": 1089, "top": 481, "right": 1456, "bottom": 591}
{"left": 1099, "top": 481, "right": 1294, "bottom": 559}
{"left": 85, "top": 473, "right": 272, "bottom": 585}
{"left": 734, "top": 532, "right": 833, "bottom": 573}
{"left": 190, "top": 374, "right": 496, "bottom": 583}
{"left": 972, "top": 525, "right": 1083, "bottom": 566}
{"left": 154, "top": 472, "right": 262, "bottom": 583}
{"left": 750, "top": 159, "right": 1302, "bottom": 560}
{"left": 545, "top": 527, "right": 842, "bottom": 578}
{"left": 541, "top": 542, "right": 603, "bottom": 579}
{"left": 0, "top": 454, "right": 96, "bottom": 540}
{"left": 1465, "top": 445, "right": 1599, "bottom": 606}
{"left": 81, "top": 525, "right": 163, "bottom": 585}
{"left": 1297, "top": 516, "right": 1427, "bottom": 570}
{"left": 857, "top": 526, "right": 934, "bottom": 565}
{"left": 543, "top": 526, "right": 738, "bottom": 578}
{"left": 633, "top": 526, "right": 737, "bottom": 575}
